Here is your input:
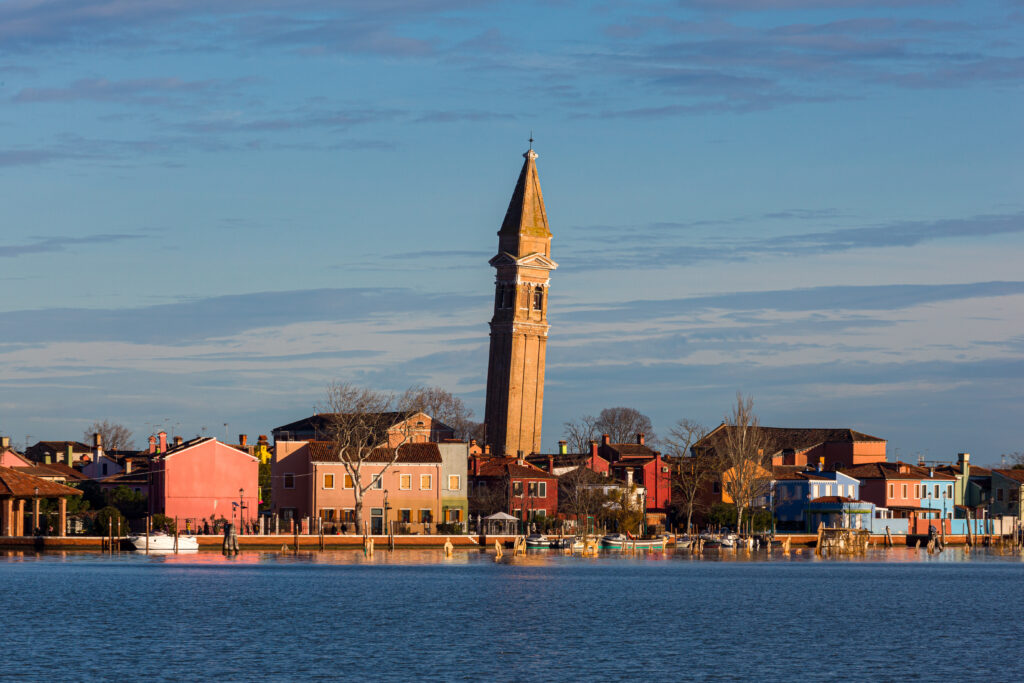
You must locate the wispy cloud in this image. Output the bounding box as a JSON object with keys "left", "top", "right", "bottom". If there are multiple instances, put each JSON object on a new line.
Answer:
{"left": 0, "top": 233, "right": 143, "bottom": 258}
{"left": 12, "top": 76, "right": 254, "bottom": 105}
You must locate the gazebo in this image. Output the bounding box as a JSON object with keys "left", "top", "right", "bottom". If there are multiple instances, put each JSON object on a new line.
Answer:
{"left": 482, "top": 511, "right": 518, "bottom": 536}
{"left": 0, "top": 466, "right": 83, "bottom": 537}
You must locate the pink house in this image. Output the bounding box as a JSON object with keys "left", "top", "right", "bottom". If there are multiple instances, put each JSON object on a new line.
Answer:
{"left": 150, "top": 437, "right": 259, "bottom": 529}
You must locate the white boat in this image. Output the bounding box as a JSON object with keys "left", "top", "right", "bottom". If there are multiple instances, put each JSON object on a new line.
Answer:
{"left": 128, "top": 531, "right": 199, "bottom": 551}
{"left": 524, "top": 533, "right": 551, "bottom": 548}
{"left": 599, "top": 533, "right": 665, "bottom": 550}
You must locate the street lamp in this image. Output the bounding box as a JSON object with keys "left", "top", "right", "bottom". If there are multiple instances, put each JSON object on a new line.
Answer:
{"left": 383, "top": 489, "right": 389, "bottom": 536}
{"left": 34, "top": 486, "right": 39, "bottom": 536}
{"left": 239, "top": 488, "right": 245, "bottom": 534}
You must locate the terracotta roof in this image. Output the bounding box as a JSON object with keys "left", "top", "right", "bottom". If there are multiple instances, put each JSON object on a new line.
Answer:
{"left": 808, "top": 496, "right": 866, "bottom": 504}
{"left": 697, "top": 426, "right": 885, "bottom": 458}
{"left": 842, "top": 461, "right": 956, "bottom": 481}
{"left": 0, "top": 466, "right": 83, "bottom": 497}
{"left": 33, "top": 462, "right": 88, "bottom": 481}
{"left": 14, "top": 464, "right": 88, "bottom": 482}
{"left": 100, "top": 471, "right": 150, "bottom": 486}
{"left": 992, "top": 469, "right": 1024, "bottom": 483}
{"left": 475, "top": 457, "right": 558, "bottom": 480}
{"left": 525, "top": 452, "right": 593, "bottom": 469}
{"left": 772, "top": 467, "right": 830, "bottom": 481}
{"left": 935, "top": 464, "right": 993, "bottom": 478}
{"left": 306, "top": 441, "right": 442, "bottom": 464}
{"left": 557, "top": 467, "right": 610, "bottom": 485}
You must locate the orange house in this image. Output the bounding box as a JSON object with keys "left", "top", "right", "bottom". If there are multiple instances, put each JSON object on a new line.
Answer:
{"left": 694, "top": 425, "right": 886, "bottom": 470}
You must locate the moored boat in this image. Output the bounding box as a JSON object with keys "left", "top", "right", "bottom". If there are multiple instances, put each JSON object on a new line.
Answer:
{"left": 599, "top": 533, "right": 665, "bottom": 550}
{"left": 524, "top": 533, "right": 551, "bottom": 548}
{"left": 128, "top": 531, "right": 199, "bottom": 551}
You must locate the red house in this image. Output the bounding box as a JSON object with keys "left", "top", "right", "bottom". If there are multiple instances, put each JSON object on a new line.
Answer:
{"left": 470, "top": 455, "right": 558, "bottom": 523}
{"left": 597, "top": 433, "right": 672, "bottom": 526}
{"left": 150, "top": 437, "right": 259, "bottom": 530}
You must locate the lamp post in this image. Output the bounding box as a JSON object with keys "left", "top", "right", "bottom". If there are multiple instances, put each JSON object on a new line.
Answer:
{"left": 34, "top": 486, "right": 39, "bottom": 536}
{"left": 239, "top": 488, "right": 245, "bottom": 535}
{"left": 383, "top": 489, "right": 389, "bottom": 537}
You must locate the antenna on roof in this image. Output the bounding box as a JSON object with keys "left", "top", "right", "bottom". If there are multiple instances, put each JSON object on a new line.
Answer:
{"left": 529, "top": 131, "right": 534, "bottom": 150}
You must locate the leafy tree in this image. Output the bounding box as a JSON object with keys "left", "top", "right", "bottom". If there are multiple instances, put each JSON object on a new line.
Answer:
{"left": 600, "top": 485, "right": 646, "bottom": 535}
{"left": 78, "top": 480, "right": 106, "bottom": 511}
{"left": 151, "top": 514, "right": 176, "bottom": 533}
{"left": 259, "top": 462, "right": 272, "bottom": 512}
{"left": 708, "top": 502, "right": 737, "bottom": 529}
{"left": 108, "top": 485, "right": 147, "bottom": 519}
{"left": 83, "top": 420, "right": 134, "bottom": 452}
{"left": 94, "top": 506, "right": 127, "bottom": 536}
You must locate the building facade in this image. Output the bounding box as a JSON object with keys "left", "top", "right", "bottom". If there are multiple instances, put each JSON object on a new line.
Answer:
{"left": 484, "top": 146, "right": 558, "bottom": 457}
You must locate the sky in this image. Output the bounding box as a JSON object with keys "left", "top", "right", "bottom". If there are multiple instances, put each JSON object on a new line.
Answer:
{"left": 0, "top": 0, "right": 1022, "bottom": 465}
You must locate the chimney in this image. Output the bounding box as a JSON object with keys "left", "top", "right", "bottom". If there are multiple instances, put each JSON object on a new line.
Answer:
{"left": 626, "top": 468, "right": 634, "bottom": 486}
{"left": 174, "top": 436, "right": 183, "bottom": 446}
{"left": 817, "top": 457, "right": 824, "bottom": 472}
{"left": 547, "top": 454, "right": 555, "bottom": 473}
{"left": 590, "top": 441, "right": 598, "bottom": 458}
{"left": 959, "top": 452, "right": 970, "bottom": 480}
{"left": 558, "top": 440, "right": 567, "bottom": 455}
{"left": 470, "top": 438, "right": 477, "bottom": 449}
{"left": 125, "top": 459, "right": 133, "bottom": 474}
{"left": 602, "top": 433, "right": 610, "bottom": 446}
{"left": 65, "top": 444, "right": 73, "bottom": 467}
{"left": 484, "top": 444, "right": 491, "bottom": 456}
{"left": 517, "top": 449, "right": 525, "bottom": 465}
{"left": 239, "top": 434, "right": 248, "bottom": 447}
{"left": 258, "top": 434, "right": 268, "bottom": 444}
{"left": 637, "top": 433, "right": 645, "bottom": 445}
{"left": 473, "top": 456, "right": 480, "bottom": 475}
{"left": 0, "top": 436, "right": 9, "bottom": 450}
{"left": 149, "top": 435, "right": 157, "bottom": 454}
{"left": 44, "top": 454, "right": 51, "bottom": 465}
{"left": 93, "top": 432, "right": 104, "bottom": 459}
{"left": 158, "top": 431, "right": 167, "bottom": 453}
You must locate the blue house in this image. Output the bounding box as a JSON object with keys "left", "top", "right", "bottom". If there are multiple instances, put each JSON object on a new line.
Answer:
{"left": 773, "top": 468, "right": 869, "bottom": 531}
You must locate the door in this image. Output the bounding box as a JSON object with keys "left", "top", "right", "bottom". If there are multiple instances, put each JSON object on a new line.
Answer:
{"left": 370, "top": 508, "right": 383, "bottom": 535}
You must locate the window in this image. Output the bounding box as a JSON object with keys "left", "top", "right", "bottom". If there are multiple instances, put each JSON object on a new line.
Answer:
{"left": 399, "top": 509, "right": 411, "bottom": 523}
{"left": 534, "top": 482, "right": 548, "bottom": 498}
{"left": 812, "top": 485, "right": 819, "bottom": 498}
{"left": 533, "top": 286, "right": 544, "bottom": 311}
{"left": 848, "top": 485, "right": 855, "bottom": 498}
{"left": 284, "top": 473, "right": 295, "bottom": 489}
{"left": 344, "top": 474, "right": 353, "bottom": 489}
{"left": 902, "top": 484, "right": 907, "bottom": 498}
{"left": 478, "top": 481, "right": 487, "bottom": 491}
{"left": 319, "top": 508, "right": 335, "bottom": 522}
{"left": 512, "top": 508, "right": 521, "bottom": 519}
{"left": 420, "top": 509, "right": 432, "bottom": 523}
{"left": 420, "top": 474, "right": 432, "bottom": 490}
{"left": 400, "top": 474, "right": 412, "bottom": 490}
{"left": 102, "top": 463, "right": 108, "bottom": 476}
{"left": 922, "top": 486, "right": 928, "bottom": 499}
{"left": 372, "top": 475, "right": 383, "bottom": 490}
{"left": 341, "top": 509, "right": 355, "bottom": 523}
{"left": 501, "top": 286, "right": 513, "bottom": 309}
{"left": 888, "top": 483, "right": 894, "bottom": 498}
{"left": 934, "top": 484, "right": 939, "bottom": 499}
{"left": 323, "top": 473, "right": 334, "bottom": 489}
{"left": 447, "top": 508, "right": 463, "bottom": 523}
{"left": 532, "top": 508, "right": 546, "bottom": 518}
{"left": 513, "top": 481, "right": 524, "bottom": 496}
{"left": 712, "top": 482, "right": 721, "bottom": 494}
{"left": 914, "top": 484, "right": 920, "bottom": 498}
{"left": 448, "top": 475, "right": 460, "bottom": 491}
{"left": 494, "top": 286, "right": 503, "bottom": 310}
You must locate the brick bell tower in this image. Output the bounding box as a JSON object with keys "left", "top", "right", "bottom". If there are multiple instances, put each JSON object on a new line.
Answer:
{"left": 484, "top": 143, "right": 558, "bottom": 457}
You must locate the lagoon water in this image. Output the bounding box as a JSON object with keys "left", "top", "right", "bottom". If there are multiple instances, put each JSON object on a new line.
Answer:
{"left": 2, "top": 547, "right": 1023, "bottom": 681}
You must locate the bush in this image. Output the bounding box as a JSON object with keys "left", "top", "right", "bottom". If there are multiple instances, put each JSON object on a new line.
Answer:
{"left": 94, "top": 506, "right": 128, "bottom": 536}
{"left": 151, "top": 514, "right": 176, "bottom": 533}
{"left": 435, "top": 523, "right": 464, "bottom": 535}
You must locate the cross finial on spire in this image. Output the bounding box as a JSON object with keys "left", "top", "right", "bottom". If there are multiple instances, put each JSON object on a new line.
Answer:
{"left": 524, "top": 131, "right": 538, "bottom": 160}
{"left": 529, "top": 131, "right": 533, "bottom": 150}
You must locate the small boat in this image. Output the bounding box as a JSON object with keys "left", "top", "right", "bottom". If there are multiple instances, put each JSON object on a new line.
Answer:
{"left": 524, "top": 534, "right": 551, "bottom": 548}
{"left": 549, "top": 538, "right": 575, "bottom": 549}
{"left": 675, "top": 536, "right": 693, "bottom": 549}
{"left": 128, "top": 531, "right": 199, "bottom": 551}
{"left": 599, "top": 533, "right": 665, "bottom": 550}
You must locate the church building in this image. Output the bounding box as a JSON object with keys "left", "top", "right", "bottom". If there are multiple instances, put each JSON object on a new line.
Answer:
{"left": 484, "top": 145, "right": 557, "bottom": 457}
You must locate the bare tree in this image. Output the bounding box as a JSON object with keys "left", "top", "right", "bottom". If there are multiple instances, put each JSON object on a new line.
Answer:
{"left": 318, "top": 382, "right": 414, "bottom": 533}
{"left": 594, "top": 407, "right": 656, "bottom": 445}
{"left": 563, "top": 415, "right": 598, "bottom": 454}
{"left": 712, "top": 393, "right": 771, "bottom": 537}
{"left": 398, "top": 385, "right": 481, "bottom": 440}
{"left": 469, "top": 478, "right": 509, "bottom": 517}
{"left": 83, "top": 420, "right": 134, "bottom": 452}
{"left": 665, "top": 419, "right": 713, "bottom": 534}
{"left": 558, "top": 464, "right": 610, "bottom": 536}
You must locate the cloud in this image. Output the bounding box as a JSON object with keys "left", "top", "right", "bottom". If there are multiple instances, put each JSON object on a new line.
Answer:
{"left": 0, "top": 233, "right": 143, "bottom": 258}
{"left": 0, "top": 287, "right": 489, "bottom": 344}
{"left": 564, "top": 210, "right": 1024, "bottom": 269}
{"left": 560, "top": 281, "right": 1024, "bottom": 324}
{"left": 12, "top": 76, "right": 254, "bottom": 105}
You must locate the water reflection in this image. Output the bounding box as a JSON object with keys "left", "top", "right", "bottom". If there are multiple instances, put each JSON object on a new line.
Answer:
{"left": 3, "top": 544, "right": 1024, "bottom": 566}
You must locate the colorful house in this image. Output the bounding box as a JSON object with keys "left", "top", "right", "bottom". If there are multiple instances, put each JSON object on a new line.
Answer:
{"left": 149, "top": 437, "right": 259, "bottom": 530}
{"left": 694, "top": 425, "right": 887, "bottom": 470}
{"left": 273, "top": 440, "right": 446, "bottom": 534}
{"left": 0, "top": 466, "right": 82, "bottom": 536}
{"left": 469, "top": 455, "right": 558, "bottom": 526}
{"left": 773, "top": 467, "right": 863, "bottom": 530}
{"left": 597, "top": 433, "right": 671, "bottom": 526}
{"left": 272, "top": 411, "right": 454, "bottom": 447}
{"left": 842, "top": 461, "right": 955, "bottom": 534}
{"left": 990, "top": 469, "right": 1024, "bottom": 518}
{"left": 438, "top": 442, "right": 469, "bottom": 527}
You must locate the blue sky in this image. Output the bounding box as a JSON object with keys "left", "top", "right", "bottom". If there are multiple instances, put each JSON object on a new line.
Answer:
{"left": 1, "top": 0, "right": 1022, "bottom": 464}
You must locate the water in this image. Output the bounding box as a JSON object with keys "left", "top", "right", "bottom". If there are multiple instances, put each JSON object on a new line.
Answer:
{"left": 1, "top": 547, "right": 1023, "bottom": 681}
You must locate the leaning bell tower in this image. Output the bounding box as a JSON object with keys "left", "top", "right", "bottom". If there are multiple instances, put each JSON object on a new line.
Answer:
{"left": 484, "top": 144, "right": 558, "bottom": 457}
